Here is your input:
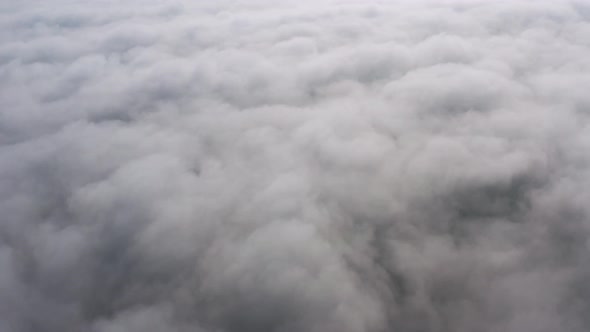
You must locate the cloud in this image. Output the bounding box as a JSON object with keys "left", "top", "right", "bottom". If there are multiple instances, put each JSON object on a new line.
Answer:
{"left": 1, "top": 0, "right": 590, "bottom": 331}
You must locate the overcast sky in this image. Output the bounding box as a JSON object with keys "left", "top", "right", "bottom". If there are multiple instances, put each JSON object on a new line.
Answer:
{"left": 1, "top": 0, "right": 590, "bottom": 331}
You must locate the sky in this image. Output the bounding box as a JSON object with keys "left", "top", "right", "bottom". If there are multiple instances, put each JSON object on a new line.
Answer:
{"left": 1, "top": 0, "right": 590, "bottom": 331}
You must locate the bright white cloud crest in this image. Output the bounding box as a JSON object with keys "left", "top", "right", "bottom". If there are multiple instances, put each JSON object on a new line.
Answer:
{"left": 1, "top": 0, "right": 590, "bottom": 331}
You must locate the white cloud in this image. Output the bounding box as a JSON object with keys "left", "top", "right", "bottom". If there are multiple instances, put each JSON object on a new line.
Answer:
{"left": 1, "top": 0, "right": 590, "bottom": 331}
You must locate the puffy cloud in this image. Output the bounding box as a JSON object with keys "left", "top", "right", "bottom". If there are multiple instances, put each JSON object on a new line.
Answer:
{"left": 1, "top": 0, "right": 590, "bottom": 331}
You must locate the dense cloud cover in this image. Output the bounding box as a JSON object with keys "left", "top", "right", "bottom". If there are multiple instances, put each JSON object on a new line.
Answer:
{"left": 2, "top": 0, "right": 590, "bottom": 331}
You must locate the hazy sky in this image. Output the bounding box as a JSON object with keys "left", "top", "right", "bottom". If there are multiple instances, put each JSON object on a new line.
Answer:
{"left": 1, "top": 0, "right": 590, "bottom": 331}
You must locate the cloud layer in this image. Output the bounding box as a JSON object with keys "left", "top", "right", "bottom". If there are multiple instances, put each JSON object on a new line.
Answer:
{"left": 2, "top": 0, "right": 590, "bottom": 331}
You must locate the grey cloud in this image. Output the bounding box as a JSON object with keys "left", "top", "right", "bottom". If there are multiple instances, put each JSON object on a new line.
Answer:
{"left": 1, "top": 0, "right": 590, "bottom": 331}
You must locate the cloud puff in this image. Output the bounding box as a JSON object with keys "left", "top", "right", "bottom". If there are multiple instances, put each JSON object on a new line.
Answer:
{"left": 1, "top": 0, "right": 590, "bottom": 331}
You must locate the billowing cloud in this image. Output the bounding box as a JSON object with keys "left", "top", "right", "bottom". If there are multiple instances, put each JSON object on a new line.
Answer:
{"left": 2, "top": 0, "right": 590, "bottom": 331}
